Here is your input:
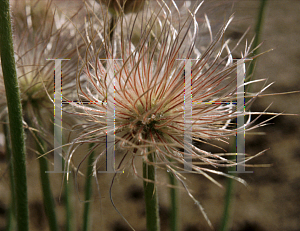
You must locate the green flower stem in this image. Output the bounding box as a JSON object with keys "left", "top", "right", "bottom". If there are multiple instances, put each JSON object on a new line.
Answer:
{"left": 61, "top": 138, "right": 74, "bottom": 231}
{"left": 35, "top": 133, "right": 59, "bottom": 231}
{"left": 64, "top": 167, "right": 74, "bottom": 231}
{"left": 82, "top": 144, "right": 95, "bottom": 231}
{"left": 219, "top": 178, "right": 235, "bottom": 231}
{"left": 143, "top": 152, "right": 160, "bottom": 231}
{"left": 219, "top": 140, "right": 236, "bottom": 231}
{"left": 169, "top": 171, "right": 179, "bottom": 231}
{"left": 247, "top": 0, "right": 268, "bottom": 79}
{"left": 220, "top": 1, "right": 268, "bottom": 230}
{"left": 0, "top": 1, "right": 29, "bottom": 231}
{"left": 4, "top": 121, "right": 15, "bottom": 231}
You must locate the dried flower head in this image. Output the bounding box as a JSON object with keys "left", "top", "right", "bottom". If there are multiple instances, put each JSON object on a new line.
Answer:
{"left": 0, "top": 0, "right": 85, "bottom": 130}
{"left": 67, "top": 0, "right": 271, "bottom": 227}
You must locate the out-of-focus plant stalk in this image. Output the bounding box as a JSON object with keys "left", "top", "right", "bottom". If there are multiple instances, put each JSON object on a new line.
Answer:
{"left": 0, "top": 1, "right": 29, "bottom": 230}
{"left": 247, "top": 0, "right": 268, "bottom": 79}
{"left": 35, "top": 132, "right": 59, "bottom": 231}
{"left": 65, "top": 181, "right": 72, "bottom": 231}
{"left": 219, "top": 138, "right": 236, "bottom": 231}
{"left": 65, "top": 167, "right": 74, "bottom": 231}
{"left": 169, "top": 172, "right": 179, "bottom": 231}
{"left": 219, "top": 1, "right": 268, "bottom": 230}
{"left": 61, "top": 136, "right": 74, "bottom": 231}
{"left": 143, "top": 152, "right": 160, "bottom": 231}
{"left": 82, "top": 144, "right": 95, "bottom": 231}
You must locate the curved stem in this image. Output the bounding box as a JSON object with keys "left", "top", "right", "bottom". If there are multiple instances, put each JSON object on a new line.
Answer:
{"left": 0, "top": 1, "right": 29, "bottom": 231}
{"left": 143, "top": 153, "right": 160, "bottom": 231}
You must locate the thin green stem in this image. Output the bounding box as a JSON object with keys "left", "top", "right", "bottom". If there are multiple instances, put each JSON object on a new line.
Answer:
{"left": 247, "top": 0, "right": 268, "bottom": 80}
{"left": 82, "top": 144, "right": 95, "bottom": 231}
{"left": 220, "top": 1, "right": 268, "bottom": 230}
{"left": 143, "top": 152, "right": 160, "bottom": 231}
{"left": 219, "top": 140, "right": 236, "bottom": 231}
{"left": 169, "top": 172, "right": 179, "bottom": 231}
{"left": 64, "top": 168, "right": 74, "bottom": 231}
{"left": 61, "top": 139, "right": 74, "bottom": 231}
{"left": 219, "top": 178, "right": 235, "bottom": 231}
{"left": 0, "top": 1, "right": 29, "bottom": 231}
{"left": 35, "top": 133, "right": 59, "bottom": 231}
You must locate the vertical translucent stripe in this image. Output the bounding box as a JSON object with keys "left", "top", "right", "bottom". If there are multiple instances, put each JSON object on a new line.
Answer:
{"left": 53, "top": 59, "right": 63, "bottom": 172}
{"left": 105, "top": 59, "right": 115, "bottom": 173}
{"left": 230, "top": 59, "right": 252, "bottom": 173}
{"left": 184, "top": 59, "right": 193, "bottom": 171}
{"left": 47, "top": 59, "right": 69, "bottom": 173}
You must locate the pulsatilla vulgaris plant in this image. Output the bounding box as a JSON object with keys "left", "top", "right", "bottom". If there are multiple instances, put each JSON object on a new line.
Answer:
{"left": 66, "top": 0, "right": 271, "bottom": 229}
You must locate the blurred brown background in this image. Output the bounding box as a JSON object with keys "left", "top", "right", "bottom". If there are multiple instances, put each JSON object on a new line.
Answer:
{"left": 0, "top": 0, "right": 300, "bottom": 231}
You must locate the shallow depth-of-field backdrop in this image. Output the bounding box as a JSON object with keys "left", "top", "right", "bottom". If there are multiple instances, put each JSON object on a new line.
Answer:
{"left": 0, "top": 1, "right": 300, "bottom": 231}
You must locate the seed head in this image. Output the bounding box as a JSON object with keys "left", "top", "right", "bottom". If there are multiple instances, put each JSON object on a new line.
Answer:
{"left": 1, "top": 0, "right": 84, "bottom": 130}
{"left": 67, "top": 1, "right": 271, "bottom": 227}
